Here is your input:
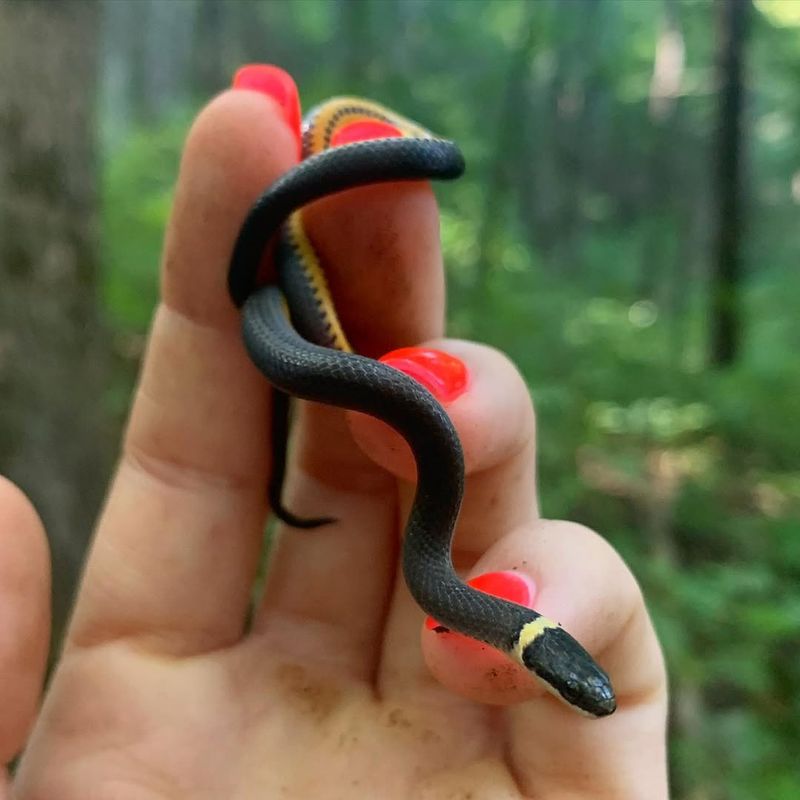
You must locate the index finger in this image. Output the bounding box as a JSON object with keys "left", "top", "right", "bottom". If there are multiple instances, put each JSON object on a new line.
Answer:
{"left": 0, "top": 477, "right": 49, "bottom": 765}
{"left": 68, "top": 76, "right": 300, "bottom": 655}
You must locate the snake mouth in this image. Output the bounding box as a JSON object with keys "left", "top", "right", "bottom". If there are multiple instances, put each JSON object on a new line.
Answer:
{"left": 520, "top": 626, "right": 617, "bottom": 718}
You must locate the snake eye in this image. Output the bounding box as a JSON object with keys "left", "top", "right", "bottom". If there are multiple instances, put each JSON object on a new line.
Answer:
{"left": 561, "top": 679, "right": 581, "bottom": 703}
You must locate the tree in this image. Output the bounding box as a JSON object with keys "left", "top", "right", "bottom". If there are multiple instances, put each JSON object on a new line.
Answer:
{"left": 710, "top": 0, "right": 750, "bottom": 366}
{"left": 0, "top": 0, "right": 110, "bottom": 646}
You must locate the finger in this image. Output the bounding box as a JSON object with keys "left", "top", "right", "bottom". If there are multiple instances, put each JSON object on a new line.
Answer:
{"left": 348, "top": 341, "right": 541, "bottom": 696}
{"left": 350, "top": 339, "right": 539, "bottom": 556}
{"left": 255, "top": 179, "right": 446, "bottom": 676}
{"left": 304, "top": 182, "right": 446, "bottom": 357}
{"left": 420, "top": 520, "right": 661, "bottom": 705}
{"left": 68, "top": 77, "right": 300, "bottom": 655}
{"left": 497, "top": 521, "right": 668, "bottom": 797}
{"left": 0, "top": 477, "right": 50, "bottom": 765}
{"left": 415, "top": 520, "right": 667, "bottom": 797}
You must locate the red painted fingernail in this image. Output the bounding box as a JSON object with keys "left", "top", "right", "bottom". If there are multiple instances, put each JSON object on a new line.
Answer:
{"left": 426, "top": 571, "right": 536, "bottom": 631}
{"left": 379, "top": 347, "right": 469, "bottom": 403}
{"left": 331, "top": 120, "right": 402, "bottom": 147}
{"left": 232, "top": 64, "right": 301, "bottom": 151}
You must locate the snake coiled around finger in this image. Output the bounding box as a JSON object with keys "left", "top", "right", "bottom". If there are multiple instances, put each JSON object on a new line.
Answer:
{"left": 228, "top": 97, "right": 616, "bottom": 718}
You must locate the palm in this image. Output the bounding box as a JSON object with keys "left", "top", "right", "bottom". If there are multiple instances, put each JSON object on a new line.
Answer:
{"left": 16, "top": 618, "right": 524, "bottom": 796}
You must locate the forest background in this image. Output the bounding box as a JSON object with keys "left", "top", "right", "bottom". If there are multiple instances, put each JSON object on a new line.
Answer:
{"left": 1, "top": 0, "right": 798, "bottom": 797}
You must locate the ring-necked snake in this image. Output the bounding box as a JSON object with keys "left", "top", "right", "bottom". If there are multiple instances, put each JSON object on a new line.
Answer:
{"left": 228, "top": 97, "right": 616, "bottom": 718}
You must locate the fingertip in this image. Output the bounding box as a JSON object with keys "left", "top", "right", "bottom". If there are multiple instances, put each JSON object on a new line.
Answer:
{"left": 421, "top": 623, "right": 542, "bottom": 707}
{"left": 346, "top": 339, "right": 535, "bottom": 483}
{"left": 162, "top": 88, "right": 299, "bottom": 326}
{"left": 421, "top": 568, "right": 545, "bottom": 706}
{"left": 181, "top": 88, "right": 297, "bottom": 190}
{"left": 379, "top": 346, "right": 470, "bottom": 403}
{"left": 231, "top": 64, "right": 302, "bottom": 154}
{"left": 0, "top": 476, "right": 48, "bottom": 562}
{"left": 347, "top": 344, "right": 469, "bottom": 482}
{"left": 0, "top": 477, "right": 51, "bottom": 763}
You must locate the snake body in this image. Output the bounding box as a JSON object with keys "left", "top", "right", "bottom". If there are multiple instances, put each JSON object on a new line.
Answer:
{"left": 229, "top": 98, "right": 616, "bottom": 718}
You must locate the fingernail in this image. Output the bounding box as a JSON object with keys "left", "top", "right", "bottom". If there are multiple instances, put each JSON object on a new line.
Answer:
{"left": 426, "top": 571, "right": 537, "bottom": 631}
{"left": 331, "top": 120, "right": 402, "bottom": 148}
{"left": 379, "top": 347, "right": 469, "bottom": 403}
{"left": 232, "top": 64, "right": 301, "bottom": 149}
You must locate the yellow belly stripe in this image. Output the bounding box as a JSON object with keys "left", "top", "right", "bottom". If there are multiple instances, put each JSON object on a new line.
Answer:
{"left": 286, "top": 212, "right": 352, "bottom": 352}
{"left": 304, "top": 96, "right": 434, "bottom": 154}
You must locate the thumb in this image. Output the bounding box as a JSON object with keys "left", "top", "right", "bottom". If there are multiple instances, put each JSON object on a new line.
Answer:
{"left": 0, "top": 477, "right": 50, "bottom": 767}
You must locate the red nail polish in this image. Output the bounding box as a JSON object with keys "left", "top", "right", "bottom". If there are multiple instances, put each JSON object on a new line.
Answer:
{"left": 232, "top": 64, "right": 301, "bottom": 149}
{"left": 425, "top": 571, "right": 536, "bottom": 631}
{"left": 331, "top": 120, "right": 402, "bottom": 148}
{"left": 379, "top": 347, "right": 469, "bottom": 403}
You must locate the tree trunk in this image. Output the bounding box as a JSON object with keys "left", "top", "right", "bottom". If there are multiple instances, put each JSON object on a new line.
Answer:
{"left": 339, "top": 0, "right": 373, "bottom": 95}
{"left": 710, "top": 0, "right": 750, "bottom": 366}
{"left": 191, "top": 0, "right": 228, "bottom": 99}
{"left": 0, "top": 0, "right": 111, "bottom": 648}
{"left": 472, "top": 2, "right": 538, "bottom": 306}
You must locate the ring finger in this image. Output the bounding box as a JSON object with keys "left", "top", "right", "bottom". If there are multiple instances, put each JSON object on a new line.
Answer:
{"left": 343, "top": 340, "right": 543, "bottom": 699}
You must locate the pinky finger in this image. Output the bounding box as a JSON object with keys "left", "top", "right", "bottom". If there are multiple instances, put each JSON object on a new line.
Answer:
{"left": 0, "top": 477, "right": 50, "bottom": 767}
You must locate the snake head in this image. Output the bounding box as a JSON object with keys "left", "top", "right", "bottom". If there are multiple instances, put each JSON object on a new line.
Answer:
{"left": 519, "top": 625, "right": 616, "bottom": 718}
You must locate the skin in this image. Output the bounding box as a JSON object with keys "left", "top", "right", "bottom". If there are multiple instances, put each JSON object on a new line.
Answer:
{"left": 1, "top": 90, "right": 668, "bottom": 799}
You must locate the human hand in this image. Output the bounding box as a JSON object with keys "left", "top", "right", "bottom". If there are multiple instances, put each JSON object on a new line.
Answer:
{"left": 4, "top": 67, "right": 668, "bottom": 799}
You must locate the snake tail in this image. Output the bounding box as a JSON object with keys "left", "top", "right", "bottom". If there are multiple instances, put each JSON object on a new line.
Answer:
{"left": 268, "top": 388, "right": 335, "bottom": 529}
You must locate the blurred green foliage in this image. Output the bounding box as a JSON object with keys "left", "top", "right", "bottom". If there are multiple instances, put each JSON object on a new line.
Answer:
{"left": 102, "top": 116, "right": 190, "bottom": 330}
{"left": 99, "top": 1, "right": 799, "bottom": 797}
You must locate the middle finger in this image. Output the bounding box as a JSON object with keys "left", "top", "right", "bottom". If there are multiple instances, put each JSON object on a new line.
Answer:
{"left": 253, "top": 178, "right": 447, "bottom": 681}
